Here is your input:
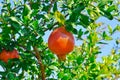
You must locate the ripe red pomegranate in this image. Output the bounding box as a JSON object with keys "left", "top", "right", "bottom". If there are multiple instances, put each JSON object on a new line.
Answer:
{"left": 0, "top": 49, "right": 19, "bottom": 63}
{"left": 48, "top": 27, "right": 75, "bottom": 60}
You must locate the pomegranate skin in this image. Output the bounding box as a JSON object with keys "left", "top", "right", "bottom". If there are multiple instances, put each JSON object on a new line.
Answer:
{"left": 0, "top": 49, "right": 19, "bottom": 63}
{"left": 48, "top": 27, "right": 75, "bottom": 59}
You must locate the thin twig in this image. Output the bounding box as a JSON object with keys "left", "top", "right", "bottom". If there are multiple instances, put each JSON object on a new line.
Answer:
{"left": 43, "top": 22, "right": 59, "bottom": 32}
{"left": 33, "top": 46, "right": 45, "bottom": 80}
{"left": 48, "top": 0, "right": 56, "bottom": 13}
{"left": 11, "top": 5, "right": 24, "bottom": 12}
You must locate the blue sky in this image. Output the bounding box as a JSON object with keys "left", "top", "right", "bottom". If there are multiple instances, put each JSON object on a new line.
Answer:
{"left": 96, "top": 17, "right": 120, "bottom": 61}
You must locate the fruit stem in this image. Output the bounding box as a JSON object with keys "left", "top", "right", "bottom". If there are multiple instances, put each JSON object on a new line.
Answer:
{"left": 57, "top": 55, "right": 66, "bottom": 61}
{"left": 33, "top": 47, "right": 45, "bottom": 80}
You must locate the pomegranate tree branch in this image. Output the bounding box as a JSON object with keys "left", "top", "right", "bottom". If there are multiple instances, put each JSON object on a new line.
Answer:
{"left": 33, "top": 46, "right": 45, "bottom": 80}
{"left": 48, "top": 0, "right": 56, "bottom": 13}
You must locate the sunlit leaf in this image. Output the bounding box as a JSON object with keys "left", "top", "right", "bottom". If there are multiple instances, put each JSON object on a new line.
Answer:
{"left": 54, "top": 11, "right": 65, "bottom": 25}
{"left": 108, "top": 25, "right": 112, "bottom": 34}
{"left": 107, "top": 5, "right": 116, "bottom": 13}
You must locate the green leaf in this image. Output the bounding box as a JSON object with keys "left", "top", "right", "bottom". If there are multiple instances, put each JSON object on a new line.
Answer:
{"left": 74, "top": 3, "right": 85, "bottom": 13}
{"left": 107, "top": 5, "right": 116, "bottom": 13}
{"left": 49, "top": 65, "right": 58, "bottom": 71}
{"left": 84, "top": 30, "right": 89, "bottom": 34}
{"left": 42, "top": 5, "right": 50, "bottom": 12}
{"left": 69, "top": 3, "right": 85, "bottom": 22}
{"left": 73, "top": 28, "right": 78, "bottom": 34}
{"left": 67, "top": 0, "right": 74, "bottom": 8}
{"left": 38, "top": 29, "right": 45, "bottom": 36}
{"left": 105, "top": 36, "right": 113, "bottom": 40}
{"left": 26, "top": 42, "right": 31, "bottom": 51}
{"left": 112, "top": 25, "right": 120, "bottom": 34}
{"left": 12, "top": 22, "right": 20, "bottom": 30}
{"left": 78, "top": 29, "right": 83, "bottom": 39}
{"left": 103, "top": 10, "right": 113, "bottom": 20}
{"left": 11, "top": 65, "right": 21, "bottom": 73}
{"left": 9, "top": 17, "right": 21, "bottom": 25}
{"left": 30, "top": 2, "right": 39, "bottom": 9}
{"left": 31, "top": 20, "right": 39, "bottom": 30}
{"left": 53, "top": 2, "right": 57, "bottom": 12}
{"left": 21, "top": 28, "right": 29, "bottom": 35}
{"left": 7, "top": 72, "right": 16, "bottom": 80}
{"left": 69, "top": 12, "right": 79, "bottom": 22}
{"left": 22, "top": 4, "right": 32, "bottom": 23}
{"left": 36, "top": 36, "right": 43, "bottom": 45}
{"left": 88, "top": 9, "right": 100, "bottom": 20}
{"left": 89, "top": 55, "right": 95, "bottom": 63}
{"left": 79, "top": 14, "right": 91, "bottom": 27}
{"left": 98, "top": 0, "right": 108, "bottom": 8}
{"left": 54, "top": 11, "right": 65, "bottom": 25}
{"left": 0, "top": 71, "right": 6, "bottom": 77}
{"left": 0, "top": 61, "right": 6, "bottom": 68}
{"left": 102, "top": 31, "right": 112, "bottom": 40}
{"left": 58, "top": 72, "right": 64, "bottom": 78}
{"left": 80, "top": 74, "right": 87, "bottom": 80}
{"left": 103, "top": 31, "right": 107, "bottom": 39}
{"left": 108, "top": 25, "right": 112, "bottom": 34}
{"left": 23, "top": 4, "right": 31, "bottom": 16}
{"left": 116, "top": 25, "right": 120, "bottom": 31}
{"left": 65, "top": 23, "right": 73, "bottom": 31}
{"left": 7, "top": 3, "right": 11, "bottom": 13}
{"left": 77, "top": 56, "right": 84, "bottom": 65}
{"left": 97, "top": 42, "right": 108, "bottom": 44}
{"left": 90, "top": 63, "right": 96, "bottom": 70}
{"left": 62, "top": 73, "right": 71, "bottom": 80}
{"left": 30, "top": 34, "right": 36, "bottom": 41}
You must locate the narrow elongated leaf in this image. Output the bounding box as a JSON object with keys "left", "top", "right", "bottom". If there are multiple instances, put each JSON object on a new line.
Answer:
{"left": 78, "top": 29, "right": 83, "bottom": 39}
{"left": 53, "top": 2, "right": 57, "bottom": 12}
{"left": 23, "top": 4, "right": 31, "bottom": 16}
{"left": 9, "top": 17, "right": 21, "bottom": 25}
{"left": 97, "top": 42, "right": 108, "bottom": 44}
{"left": 108, "top": 25, "right": 112, "bottom": 34}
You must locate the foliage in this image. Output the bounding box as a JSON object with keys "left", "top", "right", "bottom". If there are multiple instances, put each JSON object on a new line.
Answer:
{"left": 0, "top": 0, "right": 120, "bottom": 79}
